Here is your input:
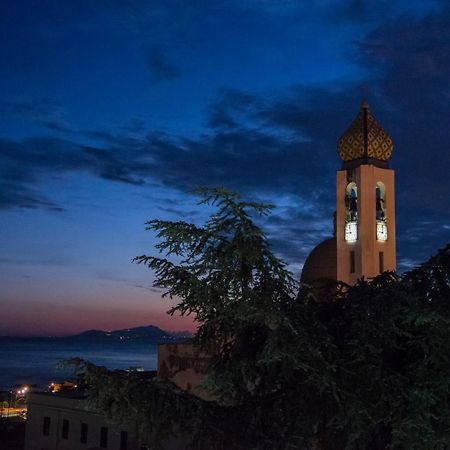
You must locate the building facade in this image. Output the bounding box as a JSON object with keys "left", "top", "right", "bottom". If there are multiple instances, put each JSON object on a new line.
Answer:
{"left": 24, "top": 392, "right": 139, "bottom": 450}
{"left": 158, "top": 343, "right": 211, "bottom": 401}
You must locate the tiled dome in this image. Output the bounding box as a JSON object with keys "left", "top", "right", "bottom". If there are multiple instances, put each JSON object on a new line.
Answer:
{"left": 338, "top": 101, "right": 393, "bottom": 162}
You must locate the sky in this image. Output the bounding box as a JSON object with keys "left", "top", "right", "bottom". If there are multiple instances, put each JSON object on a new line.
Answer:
{"left": 1, "top": 0, "right": 449, "bottom": 336}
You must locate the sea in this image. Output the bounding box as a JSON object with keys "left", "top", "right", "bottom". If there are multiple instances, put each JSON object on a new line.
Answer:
{"left": 0, "top": 338, "right": 158, "bottom": 391}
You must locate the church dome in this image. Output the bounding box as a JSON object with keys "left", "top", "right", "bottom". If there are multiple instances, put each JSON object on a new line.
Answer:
{"left": 301, "top": 237, "right": 337, "bottom": 286}
{"left": 338, "top": 101, "right": 393, "bottom": 163}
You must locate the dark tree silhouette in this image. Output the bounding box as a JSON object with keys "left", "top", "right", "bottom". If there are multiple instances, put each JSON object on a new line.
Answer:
{"left": 72, "top": 189, "right": 450, "bottom": 450}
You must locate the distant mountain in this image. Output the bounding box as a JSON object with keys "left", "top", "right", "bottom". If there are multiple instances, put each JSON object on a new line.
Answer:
{"left": 66, "top": 325, "right": 193, "bottom": 343}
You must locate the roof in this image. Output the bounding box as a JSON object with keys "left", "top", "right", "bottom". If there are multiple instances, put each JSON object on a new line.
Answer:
{"left": 338, "top": 101, "right": 393, "bottom": 165}
{"left": 301, "top": 237, "right": 337, "bottom": 284}
{"left": 301, "top": 237, "right": 338, "bottom": 302}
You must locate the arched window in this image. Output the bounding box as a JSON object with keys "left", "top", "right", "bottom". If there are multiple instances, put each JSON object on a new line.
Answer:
{"left": 376, "top": 182, "right": 386, "bottom": 221}
{"left": 346, "top": 182, "right": 358, "bottom": 222}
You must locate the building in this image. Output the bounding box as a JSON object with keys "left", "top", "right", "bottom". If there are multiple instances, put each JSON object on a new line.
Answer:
{"left": 24, "top": 391, "right": 140, "bottom": 450}
{"left": 302, "top": 100, "right": 396, "bottom": 292}
{"left": 158, "top": 343, "right": 212, "bottom": 401}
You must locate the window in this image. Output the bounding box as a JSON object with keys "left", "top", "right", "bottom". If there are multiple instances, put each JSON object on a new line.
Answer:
{"left": 346, "top": 182, "right": 358, "bottom": 222}
{"left": 80, "top": 423, "right": 88, "bottom": 443}
{"left": 350, "top": 251, "right": 356, "bottom": 273}
{"left": 42, "top": 416, "right": 50, "bottom": 436}
{"left": 376, "top": 182, "right": 386, "bottom": 221}
{"left": 62, "top": 419, "right": 69, "bottom": 440}
{"left": 120, "top": 431, "right": 128, "bottom": 450}
{"left": 379, "top": 252, "right": 384, "bottom": 273}
{"left": 100, "top": 426, "right": 108, "bottom": 448}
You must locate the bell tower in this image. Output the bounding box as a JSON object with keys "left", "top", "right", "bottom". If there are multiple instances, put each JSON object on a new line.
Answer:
{"left": 336, "top": 101, "right": 396, "bottom": 285}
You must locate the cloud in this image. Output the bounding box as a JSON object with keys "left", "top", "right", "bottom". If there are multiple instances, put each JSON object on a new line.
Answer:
{"left": 0, "top": 135, "right": 151, "bottom": 210}
{"left": 207, "top": 89, "right": 261, "bottom": 130}
{"left": 3, "top": 98, "right": 71, "bottom": 132}
{"left": 146, "top": 47, "right": 182, "bottom": 82}
{"left": 0, "top": 89, "right": 342, "bottom": 265}
{"left": 323, "top": 0, "right": 443, "bottom": 24}
{"left": 1, "top": 3, "right": 450, "bottom": 270}
{"left": 0, "top": 181, "right": 64, "bottom": 212}
{"left": 156, "top": 205, "right": 200, "bottom": 218}
{"left": 1, "top": 74, "right": 447, "bottom": 266}
{"left": 353, "top": 7, "right": 450, "bottom": 266}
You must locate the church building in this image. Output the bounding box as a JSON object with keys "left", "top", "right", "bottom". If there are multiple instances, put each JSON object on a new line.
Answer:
{"left": 301, "top": 100, "right": 396, "bottom": 291}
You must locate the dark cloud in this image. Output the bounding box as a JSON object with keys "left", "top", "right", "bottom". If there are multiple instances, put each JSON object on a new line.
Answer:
{"left": 0, "top": 135, "right": 151, "bottom": 210}
{"left": 0, "top": 91, "right": 340, "bottom": 264}
{"left": 4, "top": 98, "right": 71, "bottom": 132}
{"left": 1, "top": 74, "right": 447, "bottom": 266}
{"left": 208, "top": 89, "right": 261, "bottom": 130}
{"left": 156, "top": 205, "right": 200, "bottom": 218}
{"left": 148, "top": 129, "right": 331, "bottom": 193}
{"left": 354, "top": 7, "right": 450, "bottom": 266}
{"left": 146, "top": 47, "right": 182, "bottom": 82}
{"left": 1, "top": 4, "right": 449, "bottom": 270}
{"left": 0, "top": 182, "right": 64, "bottom": 212}
{"left": 323, "top": 0, "right": 443, "bottom": 25}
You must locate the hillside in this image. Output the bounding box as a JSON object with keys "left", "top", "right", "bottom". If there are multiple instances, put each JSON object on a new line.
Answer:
{"left": 67, "top": 325, "right": 193, "bottom": 342}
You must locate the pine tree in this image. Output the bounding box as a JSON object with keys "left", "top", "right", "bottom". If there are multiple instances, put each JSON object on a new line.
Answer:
{"left": 73, "top": 189, "right": 450, "bottom": 450}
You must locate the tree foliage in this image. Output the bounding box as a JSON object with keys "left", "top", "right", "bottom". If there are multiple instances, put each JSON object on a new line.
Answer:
{"left": 134, "top": 188, "right": 297, "bottom": 355}
{"left": 77, "top": 189, "right": 450, "bottom": 449}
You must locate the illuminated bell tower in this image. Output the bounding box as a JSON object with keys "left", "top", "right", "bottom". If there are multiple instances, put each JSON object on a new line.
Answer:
{"left": 336, "top": 101, "right": 396, "bottom": 285}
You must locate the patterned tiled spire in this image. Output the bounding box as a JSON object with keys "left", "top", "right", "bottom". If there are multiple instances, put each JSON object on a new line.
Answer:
{"left": 338, "top": 101, "right": 393, "bottom": 163}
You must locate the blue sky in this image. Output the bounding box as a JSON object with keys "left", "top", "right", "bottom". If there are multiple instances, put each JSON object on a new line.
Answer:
{"left": 0, "top": 0, "right": 449, "bottom": 335}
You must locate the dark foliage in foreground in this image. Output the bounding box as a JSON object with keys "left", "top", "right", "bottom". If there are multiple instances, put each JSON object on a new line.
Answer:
{"left": 72, "top": 189, "right": 450, "bottom": 450}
